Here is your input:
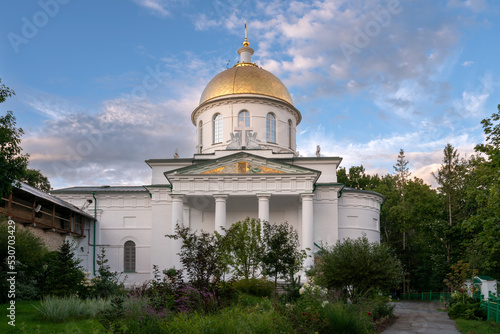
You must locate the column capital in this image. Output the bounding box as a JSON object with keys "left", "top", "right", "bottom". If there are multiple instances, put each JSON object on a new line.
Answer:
{"left": 213, "top": 194, "right": 229, "bottom": 201}
{"left": 169, "top": 194, "right": 184, "bottom": 201}
{"left": 256, "top": 193, "right": 272, "bottom": 199}
{"left": 300, "top": 193, "right": 315, "bottom": 200}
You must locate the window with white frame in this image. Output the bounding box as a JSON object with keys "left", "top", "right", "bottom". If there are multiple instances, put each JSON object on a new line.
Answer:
{"left": 266, "top": 113, "right": 276, "bottom": 143}
{"left": 213, "top": 113, "right": 223, "bottom": 144}
{"left": 238, "top": 110, "right": 250, "bottom": 127}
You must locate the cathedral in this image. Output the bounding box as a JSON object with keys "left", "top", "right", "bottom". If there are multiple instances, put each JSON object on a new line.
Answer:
{"left": 52, "top": 31, "right": 384, "bottom": 285}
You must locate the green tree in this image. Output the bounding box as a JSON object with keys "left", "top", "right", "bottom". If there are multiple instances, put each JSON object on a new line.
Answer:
{"left": 0, "top": 219, "right": 48, "bottom": 303}
{"left": 221, "top": 217, "right": 263, "bottom": 279}
{"left": 167, "top": 225, "right": 226, "bottom": 290}
{"left": 261, "top": 221, "right": 307, "bottom": 305}
{"left": 432, "top": 144, "right": 466, "bottom": 266}
{"left": 42, "top": 241, "right": 85, "bottom": 297}
{"left": 315, "top": 236, "right": 403, "bottom": 301}
{"left": 21, "top": 168, "right": 51, "bottom": 192}
{"left": 1, "top": 79, "right": 51, "bottom": 195}
{"left": 393, "top": 148, "right": 410, "bottom": 251}
{"left": 337, "top": 165, "right": 381, "bottom": 190}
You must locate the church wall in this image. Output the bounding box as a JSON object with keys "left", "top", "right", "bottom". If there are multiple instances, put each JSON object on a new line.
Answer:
{"left": 313, "top": 187, "right": 339, "bottom": 247}
{"left": 338, "top": 191, "right": 383, "bottom": 243}
{"left": 196, "top": 99, "right": 297, "bottom": 154}
{"left": 293, "top": 160, "right": 340, "bottom": 184}
{"left": 150, "top": 188, "right": 176, "bottom": 275}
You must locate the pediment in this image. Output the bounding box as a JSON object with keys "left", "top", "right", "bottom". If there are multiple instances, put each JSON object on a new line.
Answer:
{"left": 166, "top": 152, "right": 318, "bottom": 176}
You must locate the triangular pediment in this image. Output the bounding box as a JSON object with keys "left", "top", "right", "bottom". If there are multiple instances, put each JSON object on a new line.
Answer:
{"left": 166, "top": 152, "right": 319, "bottom": 176}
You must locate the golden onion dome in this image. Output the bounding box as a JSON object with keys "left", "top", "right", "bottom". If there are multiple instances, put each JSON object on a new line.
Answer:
{"left": 199, "top": 64, "right": 293, "bottom": 106}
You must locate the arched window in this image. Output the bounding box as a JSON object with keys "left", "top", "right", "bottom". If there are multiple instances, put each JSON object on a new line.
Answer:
{"left": 288, "top": 119, "right": 293, "bottom": 149}
{"left": 266, "top": 113, "right": 276, "bottom": 143}
{"left": 238, "top": 110, "right": 250, "bottom": 127}
{"left": 213, "top": 113, "right": 223, "bottom": 144}
{"left": 124, "top": 241, "right": 136, "bottom": 272}
{"left": 198, "top": 120, "right": 203, "bottom": 148}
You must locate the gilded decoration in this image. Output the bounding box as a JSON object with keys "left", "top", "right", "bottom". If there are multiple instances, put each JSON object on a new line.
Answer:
{"left": 199, "top": 66, "right": 293, "bottom": 105}
{"left": 201, "top": 161, "right": 285, "bottom": 174}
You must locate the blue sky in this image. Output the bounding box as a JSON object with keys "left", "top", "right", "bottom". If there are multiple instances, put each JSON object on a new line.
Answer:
{"left": 1, "top": 0, "right": 499, "bottom": 189}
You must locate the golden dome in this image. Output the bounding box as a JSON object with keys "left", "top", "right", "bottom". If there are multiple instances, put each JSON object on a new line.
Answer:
{"left": 199, "top": 65, "right": 293, "bottom": 105}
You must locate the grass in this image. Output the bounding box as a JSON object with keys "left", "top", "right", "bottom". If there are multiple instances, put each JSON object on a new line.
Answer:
{"left": 455, "top": 319, "right": 500, "bottom": 334}
{"left": 0, "top": 300, "right": 107, "bottom": 334}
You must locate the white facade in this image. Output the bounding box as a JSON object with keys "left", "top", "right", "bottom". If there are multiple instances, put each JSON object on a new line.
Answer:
{"left": 52, "top": 37, "right": 384, "bottom": 285}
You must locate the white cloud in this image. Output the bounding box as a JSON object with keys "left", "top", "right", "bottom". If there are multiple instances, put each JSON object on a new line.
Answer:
{"left": 132, "top": 0, "right": 187, "bottom": 17}
{"left": 462, "top": 60, "right": 474, "bottom": 66}
{"left": 453, "top": 90, "right": 489, "bottom": 117}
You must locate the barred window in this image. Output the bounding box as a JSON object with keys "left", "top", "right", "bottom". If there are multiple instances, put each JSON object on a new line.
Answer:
{"left": 238, "top": 110, "right": 250, "bottom": 127}
{"left": 124, "top": 241, "right": 136, "bottom": 272}
{"left": 213, "top": 113, "right": 223, "bottom": 144}
{"left": 266, "top": 113, "right": 276, "bottom": 143}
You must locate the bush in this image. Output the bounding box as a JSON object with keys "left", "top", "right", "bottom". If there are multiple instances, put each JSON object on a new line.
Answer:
{"left": 364, "top": 293, "right": 395, "bottom": 321}
{"left": 0, "top": 220, "right": 48, "bottom": 303}
{"left": 164, "top": 303, "right": 291, "bottom": 334}
{"left": 321, "top": 303, "right": 373, "bottom": 334}
{"left": 233, "top": 277, "right": 274, "bottom": 297}
{"left": 448, "top": 302, "right": 486, "bottom": 320}
{"left": 175, "top": 284, "right": 220, "bottom": 314}
{"left": 42, "top": 241, "right": 86, "bottom": 297}
{"left": 314, "top": 236, "right": 403, "bottom": 302}
{"left": 35, "top": 295, "right": 112, "bottom": 322}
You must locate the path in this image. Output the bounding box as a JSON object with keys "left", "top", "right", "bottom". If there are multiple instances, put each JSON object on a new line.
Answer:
{"left": 383, "top": 301, "right": 460, "bottom": 334}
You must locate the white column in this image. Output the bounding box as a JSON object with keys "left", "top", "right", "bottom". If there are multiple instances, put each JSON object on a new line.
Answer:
{"left": 170, "top": 194, "right": 184, "bottom": 270}
{"left": 301, "top": 193, "right": 315, "bottom": 269}
{"left": 214, "top": 194, "right": 228, "bottom": 233}
{"left": 257, "top": 193, "right": 271, "bottom": 223}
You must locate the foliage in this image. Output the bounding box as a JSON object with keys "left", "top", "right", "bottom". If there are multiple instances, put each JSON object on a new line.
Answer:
{"left": 85, "top": 248, "right": 126, "bottom": 299}
{"left": 42, "top": 241, "right": 86, "bottom": 297}
{"left": 34, "top": 295, "right": 112, "bottom": 323}
{"left": 107, "top": 292, "right": 171, "bottom": 334}
{"left": 455, "top": 318, "right": 500, "bottom": 334}
{"left": 320, "top": 303, "right": 373, "bottom": 334}
{"left": 0, "top": 220, "right": 48, "bottom": 303}
{"left": 167, "top": 225, "right": 226, "bottom": 291}
{"left": 20, "top": 168, "right": 51, "bottom": 192}
{"left": 0, "top": 109, "right": 29, "bottom": 198}
{"left": 337, "top": 165, "right": 381, "bottom": 190}
{"left": 221, "top": 217, "right": 264, "bottom": 279}
{"left": 0, "top": 300, "right": 106, "bottom": 334}
{"left": 261, "top": 221, "right": 307, "bottom": 305}
{"left": 232, "top": 277, "right": 274, "bottom": 297}
{"left": 314, "top": 236, "right": 403, "bottom": 301}
{"left": 444, "top": 260, "right": 478, "bottom": 298}
{"left": 448, "top": 301, "right": 486, "bottom": 320}
{"left": 174, "top": 284, "right": 221, "bottom": 314}
{"left": 163, "top": 302, "right": 291, "bottom": 334}
{"left": 0, "top": 79, "right": 51, "bottom": 196}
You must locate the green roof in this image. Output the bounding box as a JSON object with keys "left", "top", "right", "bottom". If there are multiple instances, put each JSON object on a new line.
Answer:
{"left": 478, "top": 276, "right": 496, "bottom": 281}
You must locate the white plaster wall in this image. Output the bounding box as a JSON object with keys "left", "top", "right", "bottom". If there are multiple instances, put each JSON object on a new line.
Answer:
{"left": 338, "top": 191, "right": 382, "bottom": 243}
{"left": 313, "top": 187, "right": 339, "bottom": 247}
{"left": 195, "top": 99, "right": 297, "bottom": 154}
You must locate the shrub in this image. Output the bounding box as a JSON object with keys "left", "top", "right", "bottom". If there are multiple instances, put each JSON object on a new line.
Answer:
{"left": 35, "top": 295, "right": 112, "bottom": 322}
{"left": 175, "top": 284, "right": 220, "bottom": 314}
{"left": 448, "top": 302, "right": 486, "bottom": 320}
{"left": 314, "top": 236, "right": 403, "bottom": 302}
{"left": 42, "top": 241, "right": 86, "bottom": 297}
{"left": 364, "top": 293, "right": 395, "bottom": 321}
{"left": 321, "top": 303, "right": 372, "bottom": 334}
{"left": 0, "top": 220, "right": 48, "bottom": 303}
{"left": 86, "top": 248, "right": 126, "bottom": 299}
{"left": 233, "top": 277, "right": 274, "bottom": 297}
{"left": 164, "top": 303, "right": 291, "bottom": 334}
{"left": 115, "top": 293, "right": 171, "bottom": 333}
